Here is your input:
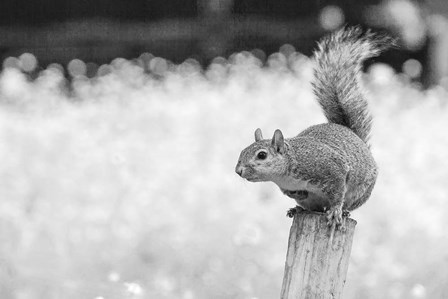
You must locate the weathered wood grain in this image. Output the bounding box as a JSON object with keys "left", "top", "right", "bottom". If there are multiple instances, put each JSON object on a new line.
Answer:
{"left": 280, "top": 210, "right": 356, "bottom": 299}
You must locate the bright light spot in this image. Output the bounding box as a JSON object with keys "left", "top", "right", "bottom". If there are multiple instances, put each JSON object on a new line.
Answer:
{"left": 267, "top": 53, "right": 287, "bottom": 69}
{"left": 125, "top": 282, "right": 143, "bottom": 296}
{"left": 402, "top": 59, "right": 422, "bottom": 79}
{"left": 19, "top": 53, "right": 38, "bottom": 72}
{"left": 47, "top": 63, "right": 64, "bottom": 75}
{"left": 139, "top": 52, "right": 154, "bottom": 71}
{"left": 319, "top": 5, "right": 345, "bottom": 31}
{"left": 279, "top": 44, "right": 295, "bottom": 58}
{"left": 149, "top": 57, "right": 168, "bottom": 76}
{"left": 94, "top": 297, "right": 105, "bottom": 299}
{"left": 139, "top": 52, "right": 153, "bottom": 62}
{"left": 206, "top": 57, "right": 228, "bottom": 81}
{"left": 229, "top": 51, "right": 261, "bottom": 67}
{"left": 108, "top": 271, "right": 120, "bottom": 282}
{"left": 251, "top": 48, "right": 266, "bottom": 63}
{"left": 182, "top": 290, "right": 194, "bottom": 299}
{"left": 410, "top": 283, "right": 426, "bottom": 298}
{"left": 111, "top": 57, "right": 127, "bottom": 69}
{"left": 386, "top": 0, "right": 426, "bottom": 50}
{"left": 179, "top": 58, "right": 201, "bottom": 74}
{"left": 0, "top": 68, "right": 28, "bottom": 98}
{"left": 3, "top": 57, "right": 20, "bottom": 69}
{"left": 67, "top": 59, "right": 87, "bottom": 77}
{"left": 97, "top": 64, "right": 112, "bottom": 76}
{"left": 427, "top": 14, "right": 448, "bottom": 37}
{"left": 368, "top": 63, "right": 395, "bottom": 85}
{"left": 289, "top": 52, "right": 312, "bottom": 76}
{"left": 211, "top": 56, "right": 227, "bottom": 65}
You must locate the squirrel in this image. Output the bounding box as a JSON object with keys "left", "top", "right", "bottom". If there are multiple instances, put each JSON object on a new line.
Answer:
{"left": 235, "top": 27, "right": 393, "bottom": 228}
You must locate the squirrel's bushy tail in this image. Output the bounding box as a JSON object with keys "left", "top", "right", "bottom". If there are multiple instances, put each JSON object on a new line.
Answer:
{"left": 312, "top": 27, "right": 394, "bottom": 145}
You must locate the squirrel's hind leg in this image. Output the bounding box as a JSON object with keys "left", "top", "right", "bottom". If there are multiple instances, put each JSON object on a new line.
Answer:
{"left": 324, "top": 176, "right": 348, "bottom": 229}
{"left": 347, "top": 178, "right": 376, "bottom": 211}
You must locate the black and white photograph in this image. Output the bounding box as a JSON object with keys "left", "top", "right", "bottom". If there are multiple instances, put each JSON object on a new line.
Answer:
{"left": 0, "top": 0, "right": 448, "bottom": 298}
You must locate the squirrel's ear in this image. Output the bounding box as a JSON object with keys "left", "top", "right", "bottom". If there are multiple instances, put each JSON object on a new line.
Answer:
{"left": 254, "top": 128, "right": 263, "bottom": 142}
{"left": 272, "top": 129, "right": 285, "bottom": 154}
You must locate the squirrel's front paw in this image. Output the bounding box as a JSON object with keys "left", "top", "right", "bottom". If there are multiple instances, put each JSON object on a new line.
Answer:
{"left": 326, "top": 205, "right": 343, "bottom": 228}
{"left": 286, "top": 206, "right": 305, "bottom": 218}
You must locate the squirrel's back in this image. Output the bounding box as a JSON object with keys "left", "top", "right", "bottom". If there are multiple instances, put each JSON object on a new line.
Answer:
{"left": 297, "top": 123, "right": 376, "bottom": 177}
{"left": 312, "top": 27, "right": 393, "bottom": 146}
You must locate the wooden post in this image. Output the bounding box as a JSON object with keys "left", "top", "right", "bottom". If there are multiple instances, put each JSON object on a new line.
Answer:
{"left": 280, "top": 210, "right": 356, "bottom": 299}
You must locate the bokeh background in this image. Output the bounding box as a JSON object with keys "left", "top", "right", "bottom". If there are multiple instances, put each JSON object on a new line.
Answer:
{"left": 1, "top": 0, "right": 448, "bottom": 298}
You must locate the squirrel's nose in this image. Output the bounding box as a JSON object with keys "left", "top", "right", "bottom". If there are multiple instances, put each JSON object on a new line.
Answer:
{"left": 235, "top": 164, "right": 244, "bottom": 177}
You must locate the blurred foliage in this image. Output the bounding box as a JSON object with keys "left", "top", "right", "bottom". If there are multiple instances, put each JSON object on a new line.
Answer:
{"left": 0, "top": 50, "right": 447, "bottom": 299}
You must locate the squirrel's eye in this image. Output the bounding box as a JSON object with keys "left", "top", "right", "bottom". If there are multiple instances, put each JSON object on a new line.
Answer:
{"left": 257, "top": 151, "right": 267, "bottom": 160}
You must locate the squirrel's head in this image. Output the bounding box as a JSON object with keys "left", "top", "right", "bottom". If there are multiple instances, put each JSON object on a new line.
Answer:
{"left": 235, "top": 128, "right": 289, "bottom": 182}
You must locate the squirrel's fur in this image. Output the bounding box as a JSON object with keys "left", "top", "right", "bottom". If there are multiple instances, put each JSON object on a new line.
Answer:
{"left": 312, "top": 27, "right": 393, "bottom": 145}
{"left": 235, "top": 27, "right": 392, "bottom": 227}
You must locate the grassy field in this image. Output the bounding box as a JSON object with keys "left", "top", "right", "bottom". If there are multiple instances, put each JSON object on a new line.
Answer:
{"left": 0, "top": 51, "right": 447, "bottom": 299}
